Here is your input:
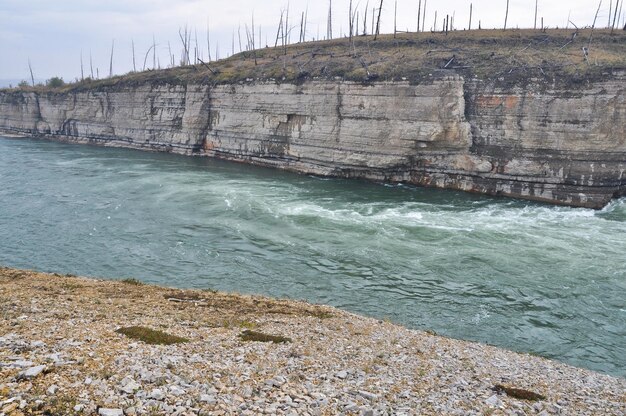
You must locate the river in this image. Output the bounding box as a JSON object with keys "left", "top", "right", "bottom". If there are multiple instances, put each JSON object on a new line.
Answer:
{"left": 1, "top": 135, "right": 624, "bottom": 377}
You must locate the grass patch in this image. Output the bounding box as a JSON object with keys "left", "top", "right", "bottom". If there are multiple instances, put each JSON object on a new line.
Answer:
{"left": 493, "top": 384, "right": 546, "bottom": 401}
{"left": 310, "top": 310, "right": 333, "bottom": 319}
{"left": 3, "top": 29, "right": 622, "bottom": 94}
{"left": 116, "top": 326, "right": 189, "bottom": 345}
{"left": 120, "top": 278, "right": 144, "bottom": 285}
{"left": 238, "top": 329, "right": 291, "bottom": 344}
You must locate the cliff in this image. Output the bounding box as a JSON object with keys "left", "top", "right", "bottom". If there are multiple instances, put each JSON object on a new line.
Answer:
{"left": 1, "top": 30, "right": 625, "bottom": 208}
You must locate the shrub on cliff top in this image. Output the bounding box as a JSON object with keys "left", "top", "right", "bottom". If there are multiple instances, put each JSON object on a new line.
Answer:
{"left": 46, "top": 77, "right": 65, "bottom": 88}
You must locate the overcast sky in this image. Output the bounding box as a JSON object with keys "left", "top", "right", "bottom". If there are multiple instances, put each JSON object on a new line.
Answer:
{"left": 0, "top": 0, "right": 621, "bottom": 82}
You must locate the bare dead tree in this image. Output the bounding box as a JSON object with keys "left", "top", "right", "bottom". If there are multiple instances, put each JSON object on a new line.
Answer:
{"left": 28, "top": 59, "right": 35, "bottom": 87}
{"left": 275, "top": 12, "right": 284, "bottom": 47}
{"left": 239, "top": 25, "right": 243, "bottom": 52}
{"left": 608, "top": 0, "right": 613, "bottom": 27}
{"left": 80, "top": 50, "right": 84, "bottom": 81}
{"left": 304, "top": 6, "right": 309, "bottom": 42}
{"left": 143, "top": 44, "right": 156, "bottom": 71}
{"left": 393, "top": 0, "right": 397, "bottom": 38}
{"left": 433, "top": 11, "right": 437, "bottom": 31}
{"left": 534, "top": 0, "right": 538, "bottom": 29}
{"left": 363, "top": 0, "right": 369, "bottom": 34}
{"left": 179, "top": 26, "right": 191, "bottom": 65}
{"left": 251, "top": 12, "right": 256, "bottom": 51}
{"left": 422, "top": 0, "right": 427, "bottom": 32}
{"left": 469, "top": 3, "right": 473, "bottom": 30}
{"left": 349, "top": 0, "right": 354, "bottom": 40}
{"left": 132, "top": 39, "right": 137, "bottom": 72}
{"left": 611, "top": 0, "right": 621, "bottom": 32}
{"left": 327, "top": 0, "right": 333, "bottom": 39}
{"left": 300, "top": 11, "right": 305, "bottom": 42}
{"left": 207, "top": 19, "right": 212, "bottom": 62}
{"left": 109, "top": 39, "right": 115, "bottom": 78}
{"left": 285, "top": 2, "right": 290, "bottom": 46}
{"left": 89, "top": 51, "right": 94, "bottom": 79}
{"left": 194, "top": 29, "right": 199, "bottom": 64}
{"left": 168, "top": 42, "right": 173, "bottom": 67}
{"left": 374, "top": 0, "right": 383, "bottom": 40}
{"left": 417, "top": 0, "right": 421, "bottom": 32}
{"left": 586, "top": 0, "right": 603, "bottom": 64}
{"left": 504, "top": 0, "right": 510, "bottom": 30}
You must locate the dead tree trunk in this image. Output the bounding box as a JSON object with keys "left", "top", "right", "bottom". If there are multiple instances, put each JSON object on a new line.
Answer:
{"left": 422, "top": 0, "right": 427, "bottom": 32}
{"left": 534, "top": 0, "right": 538, "bottom": 29}
{"left": 417, "top": 0, "right": 421, "bottom": 32}
{"left": 363, "top": 0, "right": 369, "bottom": 34}
{"left": 327, "top": 0, "right": 333, "bottom": 40}
{"left": 89, "top": 51, "right": 94, "bottom": 79}
{"left": 586, "top": 0, "right": 603, "bottom": 64}
{"left": 109, "top": 39, "right": 115, "bottom": 78}
{"left": 393, "top": 0, "right": 398, "bottom": 39}
{"left": 374, "top": 0, "right": 384, "bottom": 40}
{"left": 80, "top": 50, "right": 84, "bottom": 81}
{"left": 349, "top": 0, "right": 354, "bottom": 40}
{"left": 275, "top": 12, "right": 284, "bottom": 47}
{"left": 611, "top": 0, "right": 620, "bottom": 32}
{"left": 504, "top": 0, "right": 510, "bottom": 30}
{"left": 28, "top": 59, "right": 35, "bottom": 87}
{"left": 207, "top": 19, "right": 212, "bottom": 62}
{"left": 154, "top": 34, "right": 158, "bottom": 68}
{"left": 468, "top": 3, "right": 472, "bottom": 30}
{"left": 132, "top": 40, "right": 136, "bottom": 72}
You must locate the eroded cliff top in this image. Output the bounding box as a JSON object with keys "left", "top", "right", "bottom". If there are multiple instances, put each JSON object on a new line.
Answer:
{"left": 5, "top": 29, "right": 626, "bottom": 93}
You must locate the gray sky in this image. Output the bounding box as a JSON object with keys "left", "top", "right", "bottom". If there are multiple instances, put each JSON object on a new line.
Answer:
{"left": 0, "top": 0, "right": 620, "bottom": 82}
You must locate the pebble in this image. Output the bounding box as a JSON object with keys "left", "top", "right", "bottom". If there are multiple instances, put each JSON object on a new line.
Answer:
{"left": 335, "top": 370, "right": 348, "bottom": 379}
{"left": 98, "top": 409, "right": 123, "bottom": 416}
{"left": 148, "top": 388, "right": 165, "bottom": 400}
{"left": 485, "top": 394, "right": 503, "bottom": 407}
{"left": 18, "top": 365, "right": 46, "bottom": 379}
{"left": 1, "top": 269, "right": 625, "bottom": 416}
{"left": 168, "top": 385, "right": 185, "bottom": 396}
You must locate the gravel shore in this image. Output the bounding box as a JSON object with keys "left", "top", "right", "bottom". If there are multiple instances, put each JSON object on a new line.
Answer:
{"left": 0, "top": 267, "right": 624, "bottom": 415}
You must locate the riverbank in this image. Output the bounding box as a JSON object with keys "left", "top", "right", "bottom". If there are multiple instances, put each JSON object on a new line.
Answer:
{"left": 0, "top": 267, "right": 624, "bottom": 415}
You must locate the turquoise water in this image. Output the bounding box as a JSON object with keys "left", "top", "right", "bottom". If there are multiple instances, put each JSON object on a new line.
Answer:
{"left": 0, "top": 136, "right": 624, "bottom": 377}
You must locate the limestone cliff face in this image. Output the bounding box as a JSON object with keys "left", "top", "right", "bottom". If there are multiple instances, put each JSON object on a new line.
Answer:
{"left": 0, "top": 74, "right": 624, "bottom": 208}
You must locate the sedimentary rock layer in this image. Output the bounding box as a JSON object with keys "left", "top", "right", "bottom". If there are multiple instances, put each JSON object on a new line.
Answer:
{"left": 1, "top": 74, "right": 624, "bottom": 208}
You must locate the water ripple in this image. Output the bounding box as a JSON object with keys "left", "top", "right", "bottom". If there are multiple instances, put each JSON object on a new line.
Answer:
{"left": 0, "top": 135, "right": 624, "bottom": 377}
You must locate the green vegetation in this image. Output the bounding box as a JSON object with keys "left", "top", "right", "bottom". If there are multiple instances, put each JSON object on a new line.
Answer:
{"left": 45, "top": 76, "right": 65, "bottom": 88}
{"left": 116, "top": 326, "right": 189, "bottom": 345}
{"left": 238, "top": 329, "right": 292, "bottom": 344}
{"left": 120, "top": 277, "right": 144, "bottom": 285}
{"left": 493, "top": 384, "right": 546, "bottom": 401}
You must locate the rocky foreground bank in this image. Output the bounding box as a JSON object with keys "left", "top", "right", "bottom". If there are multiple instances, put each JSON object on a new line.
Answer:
{"left": 0, "top": 267, "right": 624, "bottom": 415}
